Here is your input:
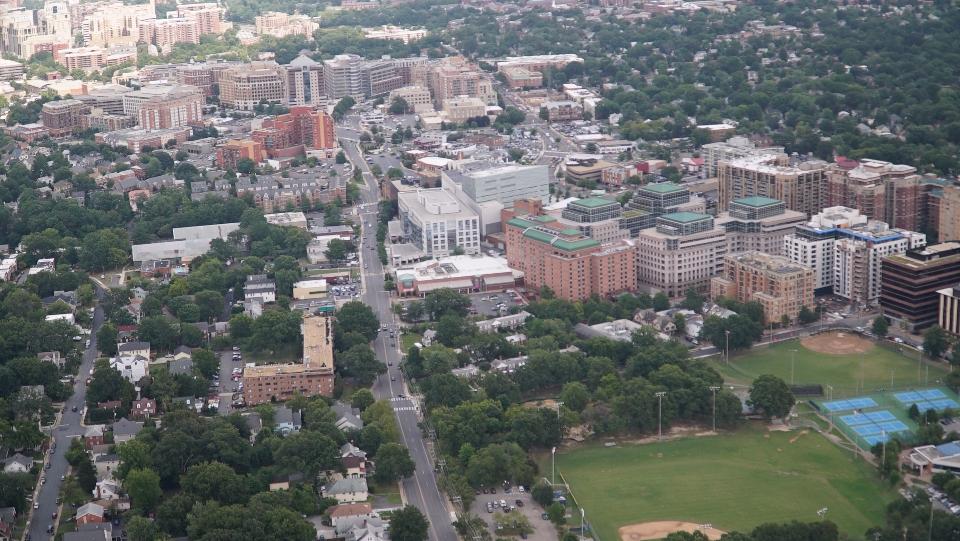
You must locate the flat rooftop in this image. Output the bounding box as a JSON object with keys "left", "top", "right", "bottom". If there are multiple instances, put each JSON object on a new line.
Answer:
{"left": 302, "top": 314, "right": 333, "bottom": 370}
{"left": 733, "top": 195, "right": 781, "bottom": 207}
{"left": 641, "top": 182, "right": 685, "bottom": 194}
{"left": 396, "top": 255, "right": 522, "bottom": 281}
{"left": 570, "top": 197, "right": 617, "bottom": 209}
{"left": 661, "top": 211, "right": 710, "bottom": 223}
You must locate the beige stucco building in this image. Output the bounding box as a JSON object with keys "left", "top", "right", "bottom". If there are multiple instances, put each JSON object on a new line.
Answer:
{"left": 711, "top": 251, "right": 815, "bottom": 324}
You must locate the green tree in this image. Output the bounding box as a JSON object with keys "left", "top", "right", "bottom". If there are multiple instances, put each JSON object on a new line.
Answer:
{"left": 351, "top": 389, "right": 375, "bottom": 411}
{"left": 681, "top": 289, "right": 705, "bottom": 312}
{"left": 324, "top": 238, "right": 351, "bottom": 262}
{"left": 192, "top": 348, "right": 219, "bottom": 379}
{"left": 97, "top": 322, "right": 119, "bottom": 356}
{"left": 138, "top": 316, "right": 180, "bottom": 352}
{"left": 652, "top": 292, "right": 671, "bottom": 311}
{"left": 338, "top": 345, "right": 386, "bottom": 385}
{"left": 335, "top": 150, "right": 347, "bottom": 164}
{"left": 194, "top": 290, "right": 225, "bottom": 322}
{"left": 76, "top": 453, "right": 98, "bottom": 493}
{"left": 181, "top": 461, "right": 248, "bottom": 505}
{"left": 424, "top": 288, "right": 471, "bottom": 320}
{"left": 372, "top": 442, "right": 415, "bottom": 484}
{"left": 923, "top": 325, "right": 949, "bottom": 358}
{"left": 230, "top": 314, "right": 254, "bottom": 339}
{"left": 798, "top": 306, "right": 817, "bottom": 325}
{"left": 126, "top": 516, "right": 161, "bottom": 541}
{"left": 388, "top": 96, "right": 410, "bottom": 114}
{"left": 126, "top": 468, "right": 163, "bottom": 514}
{"left": 546, "top": 502, "right": 566, "bottom": 525}
{"left": 80, "top": 228, "right": 130, "bottom": 271}
{"left": 559, "top": 382, "right": 590, "bottom": 413}
{"left": 389, "top": 506, "right": 429, "bottom": 541}
{"left": 872, "top": 316, "right": 889, "bottom": 338}
{"left": 531, "top": 479, "right": 553, "bottom": 507}
{"left": 336, "top": 301, "right": 380, "bottom": 341}
{"left": 748, "top": 375, "right": 795, "bottom": 419}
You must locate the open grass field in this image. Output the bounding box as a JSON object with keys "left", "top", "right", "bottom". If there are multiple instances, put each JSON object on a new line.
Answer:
{"left": 555, "top": 424, "right": 895, "bottom": 541}
{"left": 717, "top": 333, "right": 950, "bottom": 397}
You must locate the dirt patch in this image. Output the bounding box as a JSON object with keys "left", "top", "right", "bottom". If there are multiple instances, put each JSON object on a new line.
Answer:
{"left": 619, "top": 521, "right": 725, "bottom": 540}
{"left": 789, "top": 430, "right": 809, "bottom": 444}
{"left": 801, "top": 331, "right": 872, "bottom": 355}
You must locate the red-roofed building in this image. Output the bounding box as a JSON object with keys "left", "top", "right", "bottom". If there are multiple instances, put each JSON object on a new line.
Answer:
{"left": 130, "top": 398, "right": 157, "bottom": 420}
{"left": 252, "top": 106, "right": 336, "bottom": 159}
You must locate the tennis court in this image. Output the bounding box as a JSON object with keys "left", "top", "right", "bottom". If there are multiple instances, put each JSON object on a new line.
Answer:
{"left": 836, "top": 409, "right": 909, "bottom": 446}
{"left": 821, "top": 397, "right": 878, "bottom": 412}
{"left": 893, "top": 389, "right": 960, "bottom": 412}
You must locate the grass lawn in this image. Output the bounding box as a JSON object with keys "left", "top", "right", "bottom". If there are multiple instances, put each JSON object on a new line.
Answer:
{"left": 400, "top": 332, "right": 421, "bottom": 352}
{"left": 717, "top": 339, "right": 950, "bottom": 397}
{"left": 368, "top": 480, "right": 403, "bottom": 506}
{"left": 53, "top": 475, "right": 90, "bottom": 540}
{"left": 555, "top": 424, "right": 894, "bottom": 541}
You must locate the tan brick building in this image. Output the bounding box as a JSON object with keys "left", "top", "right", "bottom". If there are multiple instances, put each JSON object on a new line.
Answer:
{"left": 718, "top": 153, "right": 828, "bottom": 216}
{"left": 242, "top": 314, "right": 334, "bottom": 405}
{"left": 504, "top": 214, "right": 636, "bottom": 301}
{"left": 939, "top": 185, "right": 960, "bottom": 243}
{"left": 827, "top": 158, "right": 927, "bottom": 232}
{"left": 219, "top": 61, "right": 288, "bottom": 110}
{"left": 711, "top": 251, "right": 815, "bottom": 324}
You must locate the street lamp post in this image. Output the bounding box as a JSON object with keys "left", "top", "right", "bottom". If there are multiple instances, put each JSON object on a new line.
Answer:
{"left": 551, "top": 446, "right": 556, "bottom": 487}
{"left": 709, "top": 386, "right": 720, "bottom": 432}
{"left": 655, "top": 391, "right": 666, "bottom": 440}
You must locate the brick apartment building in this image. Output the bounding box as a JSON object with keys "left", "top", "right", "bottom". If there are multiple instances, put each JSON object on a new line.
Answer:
{"left": 504, "top": 210, "right": 636, "bottom": 301}
{"left": 718, "top": 153, "right": 828, "bottom": 216}
{"left": 252, "top": 106, "right": 336, "bottom": 158}
{"left": 216, "top": 139, "right": 265, "bottom": 170}
{"left": 41, "top": 98, "right": 87, "bottom": 136}
{"left": 827, "top": 158, "right": 928, "bottom": 233}
{"left": 242, "top": 314, "right": 334, "bottom": 405}
{"left": 711, "top": 251, "right": 815, "bottom": 324}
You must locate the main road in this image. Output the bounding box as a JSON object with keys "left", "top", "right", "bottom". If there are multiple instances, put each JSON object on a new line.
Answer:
{"left": 338, "top": 127, "right": 457, "bottom": 541}
{"left": 27, "top": 286, "right": 107, "bottom": 541}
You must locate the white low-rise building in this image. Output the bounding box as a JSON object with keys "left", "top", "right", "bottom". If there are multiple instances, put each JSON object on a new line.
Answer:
{"left": 110, "top": 355, "right": 149, "bottom": 383}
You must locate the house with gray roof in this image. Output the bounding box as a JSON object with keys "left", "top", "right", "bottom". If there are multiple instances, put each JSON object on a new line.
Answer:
{"left": 2, "top": 453, "right": 32, "bottom": 474}
{"left": 323, "top": 477, "right": 368, "bottom": 503}
{"left": 332, "top": 402, "right": 363, "bottom": 432}
{"left": 111, "top": 418, "right": 143, "bottom": 444}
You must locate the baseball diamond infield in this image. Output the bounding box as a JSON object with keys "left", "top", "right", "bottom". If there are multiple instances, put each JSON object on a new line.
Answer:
{"left": 619, "top": 521, "right": 725, "bottom": 540}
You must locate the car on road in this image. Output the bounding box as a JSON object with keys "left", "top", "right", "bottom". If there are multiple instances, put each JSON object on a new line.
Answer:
{"left": 390, "top": 376, "right": 396, "bottom": 381}
{"left": 34, "top": 502, "right": 39, "bottom": 509}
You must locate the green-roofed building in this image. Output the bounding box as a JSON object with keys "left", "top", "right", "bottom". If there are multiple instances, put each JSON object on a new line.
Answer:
{"left": 729, "top": 196, "right": 786, "bottom": 220}
{"left": 623, "top": 181, "right": 705, "bottom": 236}
{"left": 656, "top": 212, "right": 714, "bottom": 236}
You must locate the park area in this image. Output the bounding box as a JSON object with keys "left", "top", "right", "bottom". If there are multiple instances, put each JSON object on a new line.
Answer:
{"left": 555, "top": 424, "right": 895, "bottom": 541}
{"left": 717, "top": 332, "right": 951, "bottom": 397}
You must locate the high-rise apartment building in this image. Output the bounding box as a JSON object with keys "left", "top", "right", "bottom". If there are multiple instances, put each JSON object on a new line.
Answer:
{"left": 219, "top": 61, "right": 288, "bottom": 110}
{"left": 880, "top": 242, "right": 960, "bottom": 332}
{"left": 504, "top": 214, "right": 636, "bottom": 301}
{"left": 173, "top": 3, "right": 226, "bottom": 36}
{"left": 243, "top": 314, "right": 334, "bottom": 405}
{"left": 827, "top": 158, "right": 927, "bottom": 232}
{"left": 398, "top": 189, "right": 481, "bottom": 258}
{"left": 636, "top": 212, "right": 727, "bottom": 297}
{"left": 718, "top": 153, "right": 828, "bottom": 216}
{"left": 323, "top": 54, "right": 365, "bottom": 100}
{"left": 784, "top": 206, "right": 926, "bottom": 305}
{"left": 389, "top": 85, "right": 432, "bottom": 113}
{"left": 711, "top": 251, "right": 815, "bottom": 323}
{"left": 558, "top": 197, "right": 630, "bottom": 244}
{"left": 0, "top": 3, "right": 72, "bottom": 58}
{"left": 254, "top": 12, "right": 318, "bottom": 38}
{"left": 79, "top": 2, "right": 154, "bottom": 47}
{"left": 427, "top": 57, "right": 496, "bottom": 107}
{"left": 285, "top": 53, "right": 324, "bottom": 107}
{"left": 716, "top": 196, "right": 806, "bottom": 256}
{"left": 365, "top": 58, "right": 404, "bottom": 97}
{"left": 701, "top": 136, "right": 784, "bottom": 178}
{"left": 138, "top": 17, "right": 200, "bottom": 51}
{"left": 135, "top": 85, "right": 204, "bottom": 129}
{"left": 939, "top": 185, "right": 960, "bottom": 243}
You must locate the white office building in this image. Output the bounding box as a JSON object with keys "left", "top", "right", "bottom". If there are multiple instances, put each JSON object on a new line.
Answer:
{"left": 442, "top": 163, "right": 549, "bottom": 208}
{"left": 398, "top": 188, "right": 481, "bottom": 258}
{"left": 784, "top": 206, "right": 926, "bottom": 303}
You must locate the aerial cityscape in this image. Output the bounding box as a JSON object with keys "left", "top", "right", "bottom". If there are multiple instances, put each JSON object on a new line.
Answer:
{"left": 0, "top": 0, "right": 959, "bottom": 540}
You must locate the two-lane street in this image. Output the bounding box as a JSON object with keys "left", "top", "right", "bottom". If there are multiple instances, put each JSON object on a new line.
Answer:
{"left": 338, "top": 129, "right": 457, "bottom": 541}
{"left": 27, "top": 288, "right": 106, "bottom": 541}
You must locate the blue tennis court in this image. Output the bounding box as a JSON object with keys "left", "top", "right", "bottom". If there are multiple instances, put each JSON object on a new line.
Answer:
{"left": 840, "top": 413, "right": 871, "bottom": 425}
{"left": 930, "top": 398, "right": 959, "bottom": 409}
{"left": 822, "top": 397, "right": 878, "bottom": 412}
{"left": 893, "top": 389, "right": 956, "bottom": 412}
{"left": 864, "top": 434, "right": 893, "bottom": 446}
{"left": 865, "top": 411, "right": 896, "bottom": 422}
{"left": 920, "top": 389, "right": 946, "bottom": 399}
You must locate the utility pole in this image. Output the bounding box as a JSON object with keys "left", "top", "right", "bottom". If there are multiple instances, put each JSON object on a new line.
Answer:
{"left": 880, "top": 429, "right": 886, "bottom": 478}
{"left": 709, "top": 386, "right": 720, "bottom": 432}
{"left": 656, "top": 391, "right": 666, "bottom": 440}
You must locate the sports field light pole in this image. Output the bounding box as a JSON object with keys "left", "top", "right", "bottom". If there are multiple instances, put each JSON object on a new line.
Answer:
{"left": 790, "top": 349, "right": 798, "bottom": 385}
{"left": 880, "top": 430, "right": 887, "bottom": 478}
{"left": 724, "top": 330, "right": 731, "bottom": 364}
{"left": 825, "top": 385, "right": 835, "bottom": 428}
{"left": 551, "top": 446, "right": 556, "bottom": 487}
{"left": 655, "top": 391, "right": 666, "bottom": 440}
{"left": 579, "top": 508, "right": 585, "bottom": 541}
{"left": 709, "top": 386, "right": 720, "bottom": 432}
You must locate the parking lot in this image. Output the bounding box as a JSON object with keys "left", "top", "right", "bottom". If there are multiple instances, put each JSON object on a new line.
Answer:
{"left": 469, "top": 290, "right": 526, "bottom": 317}
{"left": 468, "top": 486, "right": 555, "bottom": 541}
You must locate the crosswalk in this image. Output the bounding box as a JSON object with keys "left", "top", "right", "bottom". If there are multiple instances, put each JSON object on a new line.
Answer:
{"left": 393, "top": 406, "right": 416, "bottom": 412}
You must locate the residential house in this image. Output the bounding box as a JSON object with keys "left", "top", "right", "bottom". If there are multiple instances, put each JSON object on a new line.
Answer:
{"left": 38, "top": 351, "right": 64, "bottom": 369}
{"left": 42, "top": 290, "right": 77, "bottom": 308}
{"left": 111, "top": 418, "right": 143, "bottom": 444}
{"left": 274, "top": 406, "right": 302, "bottom": 436}
{"left": 76, "top": 502, "right": 106, "bottom": 525}
{"left": 244, "top": 274, "right": 277, "bottom": 303}
{"left": 337, "top": 510, "right": 387, "bottom": 541}
{"left": 93, "top": 479, "right": 122, "bottom": 502}
{"left": 84, "top": 425, "right": 106, "bottom": 449}
{"left": 323, "top": 477, "right": 368, "bottom": 504}
{"left": 116, "top": 341, "right": 150, "bottom": 359}
{"left": 421, "top": 329, "right": 437, "bottom": 346}
{"left": 491, "top": 355, "right": 528, "bottom": 373}
{"left": 475, "top": 311, "right": 532, "bottom": 333}
{"left": 129, "top": 398, "right": 156, "bottom": 420}
{"left": 341, "top": 454, "right": 367, "bottom": 479}
{"left": 633, "top": 309, "right": 678, "bottom": 336}
{"left": 333, "top": 402, "right": 363, "bottom": 432}
{"left": 328, "top": 503, "right": 374, "bottom": 529}
{"left": 2, "top": 453, "right": 32, "bottom": 474}
{"left": 167, "top": 357, "right": 194, "bottom": 376}
{"left": 173, "top": 396, "right": 203, "bottom": 413}
{"left": 63, "top": 523, "right": 113, "bottom": 541}
{"left": 109, "top": 355, "right": 148, "bottom": 383}
{"left": 94, "top": 454, "right": 119, "bottom": 481}
{"left": 243, "top": 412, "right": 263, "bottom": 443}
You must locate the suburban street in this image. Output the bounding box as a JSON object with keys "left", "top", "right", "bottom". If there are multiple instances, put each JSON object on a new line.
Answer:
{"left": 27, "top": 287, "right": 106, "bottom": 541}
{"left": 339, "top": 130, "right": 457, "bottom": 541}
